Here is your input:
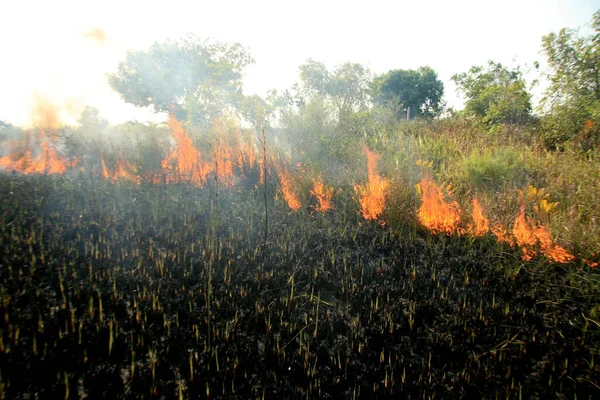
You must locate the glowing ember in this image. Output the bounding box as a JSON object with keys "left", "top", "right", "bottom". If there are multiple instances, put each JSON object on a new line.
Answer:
{"left": 468, "top": 198, "right": 490, "bottom": 236}
{"left": 161, "top": 115, "right": 212, "bottom": 186}
{"left": 310, "top": 176, "right": 335, "bottom": 213}
{"left": 275, "top": 163, "right": 302, "bottom": 211}
{"left": 417, "top": 178, "right": 462, "bottom": 235}
{"left": 512, "top": 206, "right": 574, "bottom": 263}
{"left": 354, "top": 146, "right": 389, "bottom": 220}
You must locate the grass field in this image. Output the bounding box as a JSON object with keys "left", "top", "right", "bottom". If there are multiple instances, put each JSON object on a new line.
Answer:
{"left": 0, "top": 166, "right": 599, "bottom": 398}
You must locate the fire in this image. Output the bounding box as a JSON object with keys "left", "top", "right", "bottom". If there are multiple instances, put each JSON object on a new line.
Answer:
{"left": 214, "top": 135, "right": 235, "bottom": 186}
{"left": 0, "top": 130, "right": 71, "bottom": 175}
{"left": 234, "top": 129, "right": 257, "bottom": 171}
{"left": 100, "top": 156, "right": 140, "bottom": 184}
{"left": 491, "top": 222, "right": 513, "bottom": 244}
{"left": 468, "top": 198, "right": 490, "bottom": 236}
{"left": 512, "top": 206, "right": 574, "bottom": 263}
{"left": 310, "top": 176, "right": 335, "bottom": 213}
{"left": 275, "top": 163, "right": 302, "bottom": 211}
{"left": 354, "top": 145, "right": 389, "bottom": 220}
{"left": 161, "top": 115, "right": 212, "bottom": 186}
{"left": 417, "top": 178, "right": 462, "bottom": 235}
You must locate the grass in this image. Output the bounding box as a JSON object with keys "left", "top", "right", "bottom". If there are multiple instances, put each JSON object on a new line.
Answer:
{"left": 0, "top": 170, "right": 598, "bottom": 398}
{"left": 0, "top": 115, "right": 599, "bottom": 398}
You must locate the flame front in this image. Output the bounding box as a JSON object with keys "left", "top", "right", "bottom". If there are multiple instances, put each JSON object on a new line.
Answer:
{"left": 310, "top": 176, "right": 334, "bottom": 213}
{"left": 512, "top": 206, "right": 574, "bottom": 263}
{"left": 468, "top": 198, "right": 490, "bottom": 236}
{"left": 275, "top": 164, "right": 302, "bottom": 211}
{"left": 161, "top": 115, "right": 212, "bottom": 186}
{"left": 0, "top": 130, "right": 71, "bottom": 175}
{"left": 417, "top": 178, "right": 462, "bottom": 235}
{"left": 354, "top": 146, "right": 389, "bottom": 220}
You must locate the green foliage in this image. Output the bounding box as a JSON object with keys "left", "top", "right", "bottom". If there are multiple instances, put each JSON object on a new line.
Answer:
{"left": 461, "top": 148, "right": 525, "bottom": 189}
{"left": 297, "top": 59, "right": 372, "bottom": 124}
{"left": 108, "top": 35, "right": 253, "bottom": 126}
{"left": 373, "top": 66, "right": 444, "bottom": 119}
{"left": 452, "top": 61, "right": 532, "bottom": 125}
{"left": 540, "top": 11, "right": 600, "bottom": 151}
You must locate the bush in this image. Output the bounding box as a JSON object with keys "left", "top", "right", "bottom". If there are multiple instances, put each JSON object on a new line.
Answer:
{"left": 461, "top": 148, "right": 525, "bottom": 189}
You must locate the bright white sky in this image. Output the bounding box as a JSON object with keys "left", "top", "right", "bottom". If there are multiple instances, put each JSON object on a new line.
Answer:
{"left": 0, "top": 0, "right": 597, "bottom": 127}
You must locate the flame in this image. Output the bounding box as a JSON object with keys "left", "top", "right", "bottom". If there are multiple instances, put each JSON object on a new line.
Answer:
{"left": 101, "top": 157, "right": 109, "bottom": 180}
{"left": 354, "top": 145, "right": 389, "bottom": 220}
{"left": 417, "top": 178, "right": 462, "bottom": 235}
{"left": 275, "top": 163, "right": 301, "bottom": 211}
{"left": 512, "top": 206, "right": 574, "bottom": 263}
{"left": 310, "top": 176, "right": 335, "bottom": 213}
{"left": 161, "top": 115, "right": 212, "bottom": 186}
{"left": 112, "top": 160, "right": 141, "bottom": 184}
{"left": 100, "top": 155, "right": 140, "bottom": 184}
{"left": 491, "top": 222, "right": 513, "bottom": 244}
{"left": 468, "top": 198, "right": 490, "bottom": 236}
{"left": 234, "top": 129, "right": 257, "bottom": 171}
{"left": 0, "top": 130, "right": 71, "bottom": 175}
{"left": 214, "top": 135, "right": 235, "bottom": 186}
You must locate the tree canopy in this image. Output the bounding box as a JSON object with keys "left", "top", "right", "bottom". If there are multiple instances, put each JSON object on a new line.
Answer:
{"left": 298, "top": 59, "right": 372, "bottom": 122}
{"left": 108, "top": 35, "right": 253, "bottom": 126}
{"left": 373, "top": 66, "right": 444, "bottom": 119}
{"left": 452, "top": 61, "right": 532, "bottom": 125}
{"left": 540, "top": 11, "right": 600, "bottom": 150}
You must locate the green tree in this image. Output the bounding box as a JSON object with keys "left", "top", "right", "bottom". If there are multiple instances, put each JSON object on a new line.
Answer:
{"left": 298, "top": 59, "right": 372, "bottom": 123}
{"left": 373, "top": 66, "right": 444, "bottom": 119}
{"left": 540, "top": 10, "right": 600, "bottom": 151}
{"left": 108, "top": 35, "right": 253, "bottom": 126}
{"left": 452, "top": 61, "right": 532, "bottom": 125}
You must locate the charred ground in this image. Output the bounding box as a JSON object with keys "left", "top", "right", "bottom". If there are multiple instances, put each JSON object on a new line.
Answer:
{"left": 0, "top": 175, "right": 599, "bottom": 399}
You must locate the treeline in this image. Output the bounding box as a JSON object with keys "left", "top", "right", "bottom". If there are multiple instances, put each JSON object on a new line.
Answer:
{"left": 91, "top": 10, "right": 597, "bottom": 156}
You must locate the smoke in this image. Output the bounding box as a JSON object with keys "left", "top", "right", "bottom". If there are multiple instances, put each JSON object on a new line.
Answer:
{"left": 81, "top": 28, "right": 107, "bottom": 44}
{"left": 30, "top": 95, "right": 83, "bottom": 129}
{"left": 31, "top": 95, "right": 61, "bottom": 130}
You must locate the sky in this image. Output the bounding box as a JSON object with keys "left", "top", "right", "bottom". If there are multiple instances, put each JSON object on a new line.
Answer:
{"left": 0, "top": 0, "right": 598, "bottom": 127}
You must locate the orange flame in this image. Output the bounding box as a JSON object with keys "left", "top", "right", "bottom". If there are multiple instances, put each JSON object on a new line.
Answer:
{"left": 354, "top": 146, "right": 389, "bottom": 220}
{"left": 161, "top": 115, "right": 212, "bottom": 186}
{"left": 275, "top": 163, "right": 301, "bottom": 211}
{"left": 100, "top": 155, "right": 140, "bottom": 184}
{"left": 214, "top": 135, "right": 235, "bottom": 186}
{"left": 512, "top": 206, "right": 574, "bottom": 263}
{"left": 234, "top": 129, "right": 257, "bottom": 171}
{"left": 417, "top": 178, "right": 462, "bottom": 235}
{"left": 0, "top": 130, "right": 71, "bottom": 175}
{"left": 468, "top": 198, "right": 490, "bottom": 236}
{"left": 310, "top": 176, "right": 335, "bottom": 213}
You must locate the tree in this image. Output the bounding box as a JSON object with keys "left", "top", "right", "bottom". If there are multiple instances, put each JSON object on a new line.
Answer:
{"left": 452, "top": 61, "right": 532, "bottom": 125}
{"left": 373, "top": 66, "right": 444, "bottom": 119}
{"left": 297, "top": 59, "right": 372, "bottom": 123}
{"left": 108, "top": 35, "right": 253, "bottom": 126}
{"left": 540, "top": 10, "right": 600, "bottom": 151}
{"left": 240, "top": 91, "right": 280, "bottom": 130}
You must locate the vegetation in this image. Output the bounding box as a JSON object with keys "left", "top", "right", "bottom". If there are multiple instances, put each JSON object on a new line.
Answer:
{"left": 1, "top": 9, "right": 600, "bottom": 400}
{"left": 540, "top": 10, "right": 600, "bottom": 151}
{"left": 373, "top": 66, "right": 444, "bottom": 120}
{"left": 451, "top": 61, "right": 532, "bottom": 126}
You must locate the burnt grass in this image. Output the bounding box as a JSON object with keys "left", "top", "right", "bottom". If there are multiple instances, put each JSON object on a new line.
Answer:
{"left": 0, "top": 175, "right": 599, "bottom": 399}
